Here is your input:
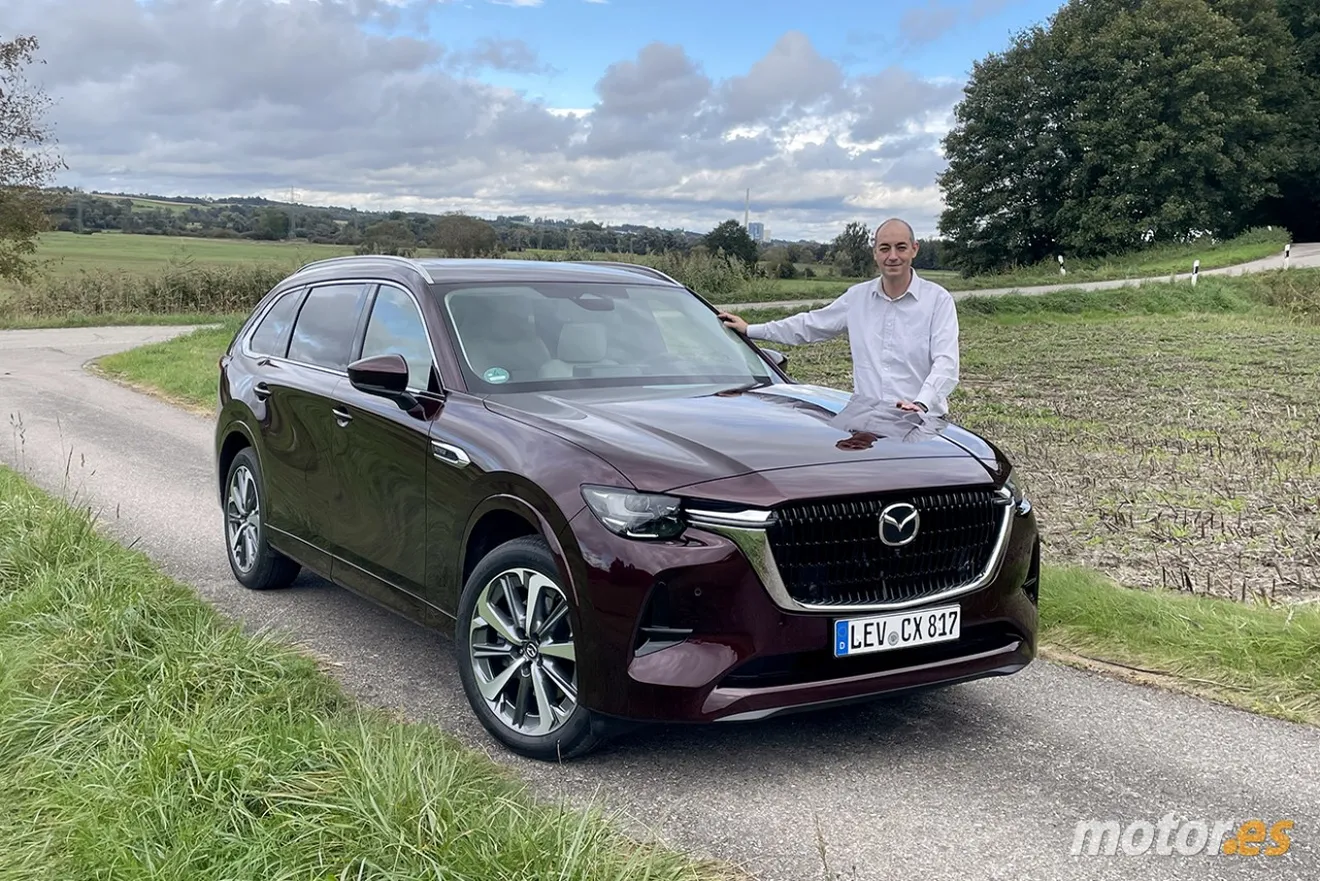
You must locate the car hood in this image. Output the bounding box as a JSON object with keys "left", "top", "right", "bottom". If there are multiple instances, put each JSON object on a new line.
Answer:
{"left": 484, "top": 383, "right": 1006, "bottom": 493}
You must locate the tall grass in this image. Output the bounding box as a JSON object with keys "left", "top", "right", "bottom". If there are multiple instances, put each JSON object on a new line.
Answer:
{"left": 0, "top": 465, "right": 730, "bottom": 881}
{"left": 547, "top": 248, "right": 771, "bottom": 297}
{"left": 2, "top": 259, "right": 293, "bottom": 319}
{"left": 0, "top": 249, "right": 775, "bottom": 321}
{"left": 1230, "top": 269, "right": 1320, "bottom": 320}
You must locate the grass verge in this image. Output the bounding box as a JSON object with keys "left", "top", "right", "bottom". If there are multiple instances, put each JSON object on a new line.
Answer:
{"left": 92, "top": 319, "right": 242, "bottom": 415}
{"left": 943, "top": 227, "right": 1291, "bottom": 291}
{"left": 0, "top": 464, "right": 732, "bottom": 880}
{"left": 1039, "top": 567, "right": 1320, "bottom": 726}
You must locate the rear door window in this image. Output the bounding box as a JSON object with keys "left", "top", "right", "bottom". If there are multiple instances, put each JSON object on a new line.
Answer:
{"left": 286, "top": 283, "right": 369, "bottom": 370}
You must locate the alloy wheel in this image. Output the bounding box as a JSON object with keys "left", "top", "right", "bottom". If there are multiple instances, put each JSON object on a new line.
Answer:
{"left": 468, "top": 567, "right": 578, "bottom": 737}
{"left": 225, "top": 464, "right": 260, "bottom": 574}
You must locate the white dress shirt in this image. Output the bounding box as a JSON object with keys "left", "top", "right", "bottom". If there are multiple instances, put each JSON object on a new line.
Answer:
{"left": 746, "top": 271, "right": 960, "bottom": 416}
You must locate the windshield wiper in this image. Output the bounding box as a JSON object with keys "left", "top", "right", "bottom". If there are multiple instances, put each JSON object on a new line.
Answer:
{"left": 711, "top": 379, "right": 770, "bottom": 395}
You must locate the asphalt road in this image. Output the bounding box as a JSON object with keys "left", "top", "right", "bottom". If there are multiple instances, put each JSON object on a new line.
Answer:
{"left": 2, "top": 324, "right": 1317, "bottom": 881}
{"left": 723, "top": 241, "right": 1320, "bottom": 311}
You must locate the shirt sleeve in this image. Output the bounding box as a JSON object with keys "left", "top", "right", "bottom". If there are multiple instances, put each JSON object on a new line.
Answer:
{"left": 916, "top": 292, "right": 960, "bottom": 417}
{"left": 745, "top": 292, "right": 850, "bottom": 345}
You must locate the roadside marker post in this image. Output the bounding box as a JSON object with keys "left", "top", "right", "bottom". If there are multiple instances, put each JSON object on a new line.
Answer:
{"left": 1058, "top": 255, "right": 1066, "bottom": 276}
{"left": 1192, "top": 259, "right": 1200, "bottom": 286}
{"left": 1285, "top": 243, "right": 1291, "bottom": 270}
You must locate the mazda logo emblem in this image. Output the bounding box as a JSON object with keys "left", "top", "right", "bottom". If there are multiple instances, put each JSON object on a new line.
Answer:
{"left": 879, "top": 502, "right": 920, "bottom": 546}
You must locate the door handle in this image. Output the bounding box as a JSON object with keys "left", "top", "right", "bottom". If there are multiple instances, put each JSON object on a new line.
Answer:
{"left": 332, "top": 407, "right": 353, "bottom": 427}
{"left": 254, "top": 381, "right": 271, "bottom": 401}
{"left": 431, "top": 440, "right": 470, "bottom": 468}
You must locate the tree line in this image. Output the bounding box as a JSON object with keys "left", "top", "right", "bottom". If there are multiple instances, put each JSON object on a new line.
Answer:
{"left": 43, "top": 190, "right": 945, "bottom": 275}
{"left": 938, "top": 0, "right": 1319, "bottom": 275}
{"left": 44, "top": 189, "right": 707, "bottom": 256}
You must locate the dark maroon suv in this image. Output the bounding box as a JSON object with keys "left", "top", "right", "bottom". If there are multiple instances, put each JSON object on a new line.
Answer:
{"left": 215, "top": 255, "right": 1040, "bottom": 760}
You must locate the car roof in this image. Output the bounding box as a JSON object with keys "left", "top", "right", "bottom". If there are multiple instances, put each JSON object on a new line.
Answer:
{"left": 288, "top": 255, "right": 684, "bottom": 288}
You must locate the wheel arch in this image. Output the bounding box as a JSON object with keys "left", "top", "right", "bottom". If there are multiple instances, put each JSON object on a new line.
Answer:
{"left": 460, "top": 493, "right": 581, "bottom": 605}
{"left": 216, "top": 422, "right": 258, "bottom": 503}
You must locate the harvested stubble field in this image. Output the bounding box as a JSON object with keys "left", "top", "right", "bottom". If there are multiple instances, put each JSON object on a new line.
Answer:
{"left": 745, "top": 290, "right": 1320, "bottom": 607}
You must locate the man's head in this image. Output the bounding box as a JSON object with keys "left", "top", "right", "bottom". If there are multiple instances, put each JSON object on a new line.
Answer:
{"left": 872, "top": 218, "right": 919, "bottom": 286}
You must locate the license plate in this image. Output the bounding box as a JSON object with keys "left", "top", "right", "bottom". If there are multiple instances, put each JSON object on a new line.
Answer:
{"left": 834, "top": 605, "right": 961, "bottom": 657}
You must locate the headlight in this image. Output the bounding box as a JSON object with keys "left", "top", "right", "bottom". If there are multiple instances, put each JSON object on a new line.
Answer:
{"left": 581, "top": 486, "right": 685, "bottom": 539}
{"left": 1004, "top": 472, "right": 1031, "bottom": 515}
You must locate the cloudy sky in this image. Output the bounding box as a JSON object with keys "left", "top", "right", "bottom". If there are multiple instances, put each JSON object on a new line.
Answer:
{"left": 4, "top": 0, "right": 1063, "bottom": 241}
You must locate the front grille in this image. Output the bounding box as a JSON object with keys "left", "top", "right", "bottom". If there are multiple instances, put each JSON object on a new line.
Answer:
{"left": 765, "top": 488, "right": 1004, "bottom": 607}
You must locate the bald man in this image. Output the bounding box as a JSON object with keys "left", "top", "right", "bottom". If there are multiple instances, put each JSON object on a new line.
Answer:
{"left": 719, "top": 218, "right": 960, "bottom": 417}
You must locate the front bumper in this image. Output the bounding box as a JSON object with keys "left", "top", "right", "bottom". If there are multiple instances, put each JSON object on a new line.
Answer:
{"left": 559, "top": 497, "right": 1041, "bottom": 724}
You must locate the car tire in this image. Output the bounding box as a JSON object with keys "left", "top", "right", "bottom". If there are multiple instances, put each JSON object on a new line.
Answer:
{"left": 456, "top": 535, "right": 602, "bottom": 761}
{"left": 222, "top": 447, "right": 300, "bottom": 590}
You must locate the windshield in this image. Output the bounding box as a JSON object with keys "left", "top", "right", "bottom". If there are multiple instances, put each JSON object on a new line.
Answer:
{"left": 436, "top": 280, "right": 777, "bottom": 393}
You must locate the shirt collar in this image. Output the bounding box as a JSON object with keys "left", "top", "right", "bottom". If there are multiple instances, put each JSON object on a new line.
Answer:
{"left": 873, "top": 270, "right": 922, "bottom": 301}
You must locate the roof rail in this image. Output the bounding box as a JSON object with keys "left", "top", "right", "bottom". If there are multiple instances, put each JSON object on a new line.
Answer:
{"left": 294, "top": 254, "right": 436, "bottom": 284}
{"left": 573, "top": 260, "right": 682, "bottom": 286}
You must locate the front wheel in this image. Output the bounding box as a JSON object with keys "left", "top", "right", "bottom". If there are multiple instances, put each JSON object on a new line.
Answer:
{"left": 456, "top": 536, "right": 602, "bottom": 761}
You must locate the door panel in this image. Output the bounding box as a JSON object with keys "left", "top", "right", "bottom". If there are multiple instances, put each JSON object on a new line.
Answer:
{"left": 332, "top": 388, "right": 432, "bottom": 595}
{"left": 256, "top": 361, "right": 341, "bottom": 558}
{"left": 330, "top": 283, "right": 438, "bottom": 598}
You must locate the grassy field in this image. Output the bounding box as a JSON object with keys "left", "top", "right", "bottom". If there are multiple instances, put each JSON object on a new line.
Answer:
{"left": 10, "top": 230, "right": 353, "bottom": 282}
{"left": 0, "top": 464, "right": 732, "bottom": 880}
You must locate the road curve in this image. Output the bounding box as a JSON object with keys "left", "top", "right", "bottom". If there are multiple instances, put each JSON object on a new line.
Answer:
{"left": 1, "top": 325, "right": 1316, "bottom": 881}
{"left": 724, "top": 242, "right": 1320, "bottom": 311}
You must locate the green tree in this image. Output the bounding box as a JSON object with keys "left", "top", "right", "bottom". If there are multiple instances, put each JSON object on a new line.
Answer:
{"left": 936, "top": 25, "right": 1066, "bottom": 274}
{"left": 0, "top": 35, "right": 66, "bottom": 282}
{"left": 702, "top": 219, "right": 758, "bottom": 268}
{"left": 761, "top": 245, "right": 798, "bottom": 278}
{"left": 1261, "top": 0, "right": 1320, "bottom": 239}
{"left": 254, "top": 208, "right": 290, "bottom": 240}
{"left": 939, "top": 0, "right": 1306, "bottom": 272}
{"left": 356, "top": 220, "right": 417, "bottom": 256}
{"left": 430, "top": 213, "right": 501, "bottom": 258}
{"left": 831, "top": 221, "right": 875, "bottom": 277}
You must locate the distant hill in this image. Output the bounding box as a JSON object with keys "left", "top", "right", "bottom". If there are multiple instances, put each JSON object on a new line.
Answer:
{"left": 44, "top": 187, "right": 831, "bottom": 257}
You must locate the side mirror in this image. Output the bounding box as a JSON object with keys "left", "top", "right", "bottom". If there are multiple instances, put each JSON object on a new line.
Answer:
{"left": 761, "top": 347, "right": 789, "bottom": 372}
{"left": 348, "top": 353, "right": 417, "bottom": 410}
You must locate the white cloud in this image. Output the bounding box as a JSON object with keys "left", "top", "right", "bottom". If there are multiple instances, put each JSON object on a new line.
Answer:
{"left": 6, "top": 0, "right": 965, "bottom": 239}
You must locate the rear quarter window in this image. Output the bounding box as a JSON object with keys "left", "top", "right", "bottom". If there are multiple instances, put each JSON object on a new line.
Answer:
{"left": 247, "top": 289, "right": 303, "bottom": 357}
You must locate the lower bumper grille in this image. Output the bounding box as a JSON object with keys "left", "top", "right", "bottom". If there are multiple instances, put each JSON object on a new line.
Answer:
{"left": 765, "top": 487, "right": 1005, "bottom": 606}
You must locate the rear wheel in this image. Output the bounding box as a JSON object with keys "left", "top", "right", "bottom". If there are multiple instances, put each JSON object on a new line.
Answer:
{"left": 223, "top": 447, "right": 300, "bottom": 590}
{"left": 456, "top": 535, "right": 602, "bottom": 761}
